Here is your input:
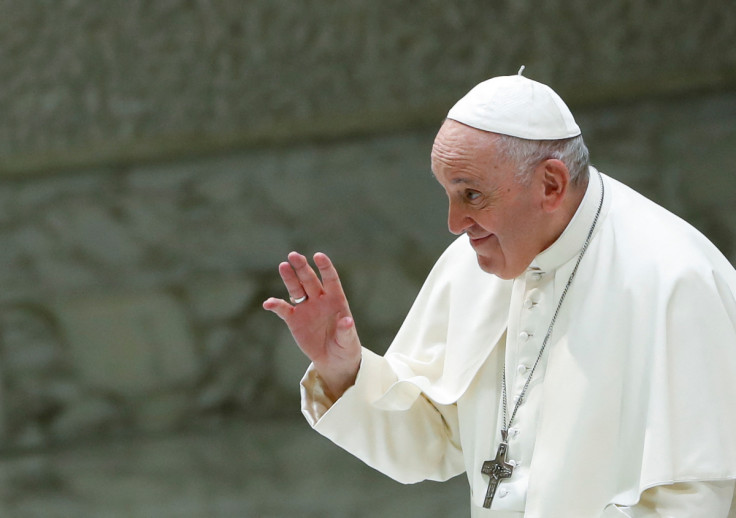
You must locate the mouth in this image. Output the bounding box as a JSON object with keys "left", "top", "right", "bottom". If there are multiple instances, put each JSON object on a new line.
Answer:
{"left": 468, "top": 234, "right": 493, "bottom": 247}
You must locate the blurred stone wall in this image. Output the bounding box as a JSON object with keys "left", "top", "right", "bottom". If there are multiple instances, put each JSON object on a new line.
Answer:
{"left": 0, "top": 0, "right": 733, "bottom": 453}
{"left": 2, "top": 0, "right": 735, "bottom": 174}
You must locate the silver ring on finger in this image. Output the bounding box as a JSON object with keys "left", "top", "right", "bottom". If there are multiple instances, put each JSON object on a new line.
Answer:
{"left": 290, "top": 295, "right": 308, "bottom": 305}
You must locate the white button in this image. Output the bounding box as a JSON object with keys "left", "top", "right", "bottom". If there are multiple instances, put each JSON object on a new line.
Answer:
{"left": 519, "top": 331, "right": 530, "bottom": 342}
{"left": 498, "top": 489, "right": 509, "bottom": 498}
{"left": 508, "top": 459, "right": 518, "bottom": 468}
{"left": 508, "top": 427, "right": 520, "bottom": 437}
{"left": 523, "top": 299, "right": 534, "bottom": 309}
{"left": 531, "top": 272, "right": 545, "bottom": 281}
{"left": 517, "top": 364, "right": 528, "bottom": 374}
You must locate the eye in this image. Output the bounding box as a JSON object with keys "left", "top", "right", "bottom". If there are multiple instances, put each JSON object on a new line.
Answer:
{"left": 465, "top": 190, "right": 482, "bottom": 202}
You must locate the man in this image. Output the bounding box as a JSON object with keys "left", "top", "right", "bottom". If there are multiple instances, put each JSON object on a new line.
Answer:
{"left": 263, "top": 70, "right": 736, "bottom": 517}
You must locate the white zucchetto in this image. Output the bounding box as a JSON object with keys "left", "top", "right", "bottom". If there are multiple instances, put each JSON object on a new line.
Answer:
{"left": 447, "top": 68, "right": 581, "bottom": 140}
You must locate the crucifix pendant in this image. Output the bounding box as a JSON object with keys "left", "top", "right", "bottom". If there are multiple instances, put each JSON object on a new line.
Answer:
{"left": 480, "top": 431, "right": 514, "bottom": 509}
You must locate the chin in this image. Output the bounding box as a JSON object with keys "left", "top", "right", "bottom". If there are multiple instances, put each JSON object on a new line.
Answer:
{"left": 476, "top": 255, "right": 523, "bottom": 280}
{"left": 476, "top": 256, "right": 507, "bottom": 278}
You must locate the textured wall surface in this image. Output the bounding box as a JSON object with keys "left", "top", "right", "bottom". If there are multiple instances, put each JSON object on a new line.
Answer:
{"left": 0, "top": 1, "right": 734, "bottom": 513}
{"left": 0, "top": 129, "right": 450, "bottom": 450}
{"left": 0, "top": 421, "right": 470, "bottom": 517}
{"left": 1, "top": 0, "right": 734, "bottom": 173}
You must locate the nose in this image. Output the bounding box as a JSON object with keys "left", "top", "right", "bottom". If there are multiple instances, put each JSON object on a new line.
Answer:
{"left": 447, "top": 201, "right": 474, "bottom": 235}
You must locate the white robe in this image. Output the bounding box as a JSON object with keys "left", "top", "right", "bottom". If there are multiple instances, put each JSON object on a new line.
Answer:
{"left": 301, "top": 170, "right": 736, "bottom": 517}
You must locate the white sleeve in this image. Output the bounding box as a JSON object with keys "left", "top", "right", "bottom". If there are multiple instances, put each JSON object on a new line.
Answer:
{"left": 300, "top": 347, "right": 465, "bottom": 484}
{"left": 609, "top": 480, "right": 735, "bottom": 518}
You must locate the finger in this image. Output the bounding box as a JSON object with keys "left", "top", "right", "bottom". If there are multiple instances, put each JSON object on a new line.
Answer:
{"left": 262, "top": 297, "right": 293, "bottom": 320}
{"left": 313, "top": 253, "right": 347, "bottom": 298}
{"left": 288, "top": 251, "right": 324, "bottom": 298}
{"left": 278, "top": 261, "right": 308, "bottom": 301}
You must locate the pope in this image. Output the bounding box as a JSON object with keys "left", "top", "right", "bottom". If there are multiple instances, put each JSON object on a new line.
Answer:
{"left": 263, "top": 68, "right": 736, "bottom": 517}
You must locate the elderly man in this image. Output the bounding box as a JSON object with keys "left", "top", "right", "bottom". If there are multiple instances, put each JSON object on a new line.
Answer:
{"left": 263, "top": 70, "right": 736, "bottom": 517}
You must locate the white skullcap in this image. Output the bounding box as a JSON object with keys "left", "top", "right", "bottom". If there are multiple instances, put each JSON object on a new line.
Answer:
{"left": 447, "top": 67, "right": 581, "bottom": 140}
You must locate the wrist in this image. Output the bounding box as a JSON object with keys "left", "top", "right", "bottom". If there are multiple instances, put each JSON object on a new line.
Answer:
{"left": 315, "top": 355, "right": 361, "bottom": 401}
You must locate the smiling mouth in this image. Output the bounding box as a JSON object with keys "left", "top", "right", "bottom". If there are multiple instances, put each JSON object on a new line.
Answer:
{"left": 469, "top": 234, "right": 493, "bottom": 246}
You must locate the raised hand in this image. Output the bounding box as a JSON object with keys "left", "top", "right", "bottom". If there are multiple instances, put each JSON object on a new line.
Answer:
{"left": 262, "top": 252, "right": 362, "bottom": 399}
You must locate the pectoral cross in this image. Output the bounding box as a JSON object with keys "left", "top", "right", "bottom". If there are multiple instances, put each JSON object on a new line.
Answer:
{"left": 481, "top": 431, "right": 514, "bottom": 509}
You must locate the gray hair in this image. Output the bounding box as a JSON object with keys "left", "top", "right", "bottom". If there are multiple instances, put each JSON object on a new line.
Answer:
{"left": 493, "top": 134, "right": 590, "bottom": 186}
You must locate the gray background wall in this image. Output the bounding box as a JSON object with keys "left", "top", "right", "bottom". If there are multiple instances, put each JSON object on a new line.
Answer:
{"left": 0, "top": 1, "right": 734, "bottom": 516}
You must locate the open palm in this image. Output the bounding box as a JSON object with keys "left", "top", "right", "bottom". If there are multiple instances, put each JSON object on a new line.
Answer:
{"left": 263, "top": 252, "right": 362, "bottom": 398}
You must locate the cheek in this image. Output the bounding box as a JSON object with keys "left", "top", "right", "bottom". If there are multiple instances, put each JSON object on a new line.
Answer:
{"left": 479, "top": 211, "right": 515, "bottom": 238}
{"left": 472, "top": 208, "right": 499, "bottom": 231}
{"left": 480, "top": 212, "right": 526, "bottom": 257}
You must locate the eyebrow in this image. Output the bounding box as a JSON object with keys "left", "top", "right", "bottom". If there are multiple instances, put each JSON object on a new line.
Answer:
{"left": 430, "top": 168, "right": 483, "bottom": 188}
{"left": 450, "top": 177, "right": 480, "bottom": 186}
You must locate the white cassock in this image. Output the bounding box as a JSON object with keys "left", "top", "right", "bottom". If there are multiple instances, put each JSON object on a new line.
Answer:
{"left": 301, "top": 168, "right": 736, "bottom": 517}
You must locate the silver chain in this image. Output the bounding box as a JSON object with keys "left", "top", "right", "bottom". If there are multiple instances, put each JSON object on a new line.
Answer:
{"left": 501, "top": 172, "right": 605, "bottom": 433}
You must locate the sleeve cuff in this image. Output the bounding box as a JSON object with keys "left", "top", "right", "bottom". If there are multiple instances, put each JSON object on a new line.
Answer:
{"left": 299, "top": 348, "right": 387, "bottom": 427}
{"left": 300, "top": 362, "right": 338, "bottom": 426}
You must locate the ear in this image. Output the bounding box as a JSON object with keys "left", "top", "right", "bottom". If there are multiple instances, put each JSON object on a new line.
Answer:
{"left": 539, "top": 159, "right": 570, "bottom": 212}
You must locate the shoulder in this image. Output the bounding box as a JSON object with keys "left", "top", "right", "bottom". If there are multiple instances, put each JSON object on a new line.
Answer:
{"left": 601, "top": 175, "right": 733, "bottom": 283}
{"left": 580, "top": 175, "right": 736, "bottom": 322}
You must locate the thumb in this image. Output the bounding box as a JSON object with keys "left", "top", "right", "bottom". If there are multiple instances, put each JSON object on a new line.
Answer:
{"left": 334, "top": 315, "right": 359, "bottom": 349}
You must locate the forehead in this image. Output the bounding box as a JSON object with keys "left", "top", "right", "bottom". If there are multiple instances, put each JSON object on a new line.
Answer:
{"left": 431, "top": 120, "right": 510, "bottom": 184}
{"left": 432, "top": 120, "right": 491, "bottom": 154}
